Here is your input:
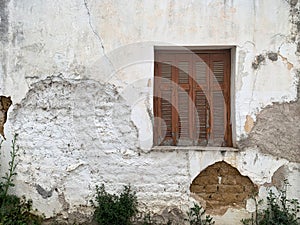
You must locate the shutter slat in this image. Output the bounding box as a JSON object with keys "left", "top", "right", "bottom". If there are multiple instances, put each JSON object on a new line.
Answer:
{"left": 213, "top": 61, "right": 224, "bottom": 84}
{"left": 178, "top": 91, "right": 189, "bottom": 141}
{"left": 161, "top": 91, "right": 172, "bottom": 134}
{"left": 212, "top": 91, "right": 225, "bottom": 145}
{"left": 195, "top": 90, "right": 208, "bottom": 145}
{"left": 178, "top": 61, "right": 189, "bottom": 84}
{"left": 195, "top": 61, "right": 207, "bottom": 85}
{"left": 161, "top": 62, "right": 172, "bottom": 84}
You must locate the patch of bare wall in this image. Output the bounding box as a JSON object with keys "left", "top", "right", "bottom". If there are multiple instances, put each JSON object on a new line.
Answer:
{"left": 0, "top": 96, "right": 12, "bottom": 138}
{"left": 9, "top": 77, "right": 139, "bottom": 203}
{"left": 239, "top": 100, "right": 300, "bottom": 162}
{"left": 190, "top": 161, "right": 257, "bottom": 215}
{"left": 11, "top": 77, "right": 139, "bottom": 154}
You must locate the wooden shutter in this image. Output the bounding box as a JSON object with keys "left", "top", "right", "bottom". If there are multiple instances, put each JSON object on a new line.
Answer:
{"left": 209, "top": 52, "right": 231, "bottom": 146}
{"left": 194, "top": 54, "right": 210, "bottom": 145}
{"left": 154, "top": 53, "right": 176, "bottom": 145}
{"left": 176, "top": 54, "right": 193, "bottom": 146}
{"left": 154, "top": 50, "right": 232, "bottom": 147}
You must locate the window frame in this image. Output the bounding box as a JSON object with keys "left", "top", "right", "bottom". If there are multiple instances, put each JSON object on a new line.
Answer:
{"left": 153, "top": 48, "right": 232, "bottom": 147}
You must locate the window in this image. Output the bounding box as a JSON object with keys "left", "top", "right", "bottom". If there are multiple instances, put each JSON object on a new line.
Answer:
{"left": 153, "top": 49, "right": 232, "bottom": 147}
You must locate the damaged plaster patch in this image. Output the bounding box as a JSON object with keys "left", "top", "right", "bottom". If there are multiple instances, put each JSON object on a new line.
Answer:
{"left": 0, "top": 96, "right": 12, "bottom": 138}
{"left": 190, "top": 161, "right": 257, "bottom": 215}
{"left": 36, "top": 184, "right": 53, "bottom": 199}
{"left": 11, "top": 77, "right": 139, "bottom": 153}
{"left": 252, "top": 54, "right": 265, "bottom": 69}
{"left": 10, "top": 77, "right": 139, "bottom": 209}
{"left": 239, "top": 101, "right": 300, "bottom": 162}
{"left": 244, "top": 115, "right": 254, "bottom": 133}
{"left": 271, "top": 165, "right": 288, "bottom": 190}
{"left": 267, "top": 52, "right": 278, "bottom": 61}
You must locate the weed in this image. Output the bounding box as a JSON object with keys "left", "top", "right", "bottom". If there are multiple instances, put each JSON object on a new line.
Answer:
{"left": 186, "top": 203, "right": 215, "bottom": 225}
{"left": 241, "top": 180, "right": 300, "bottom": 225}
{"left": 91, "top": 184, "right": 138, "bottom": 225}
{"left": 0, "top": 134, "right": 43, "bottom": 224}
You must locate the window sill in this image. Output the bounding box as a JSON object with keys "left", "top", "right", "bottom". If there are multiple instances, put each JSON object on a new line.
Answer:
{"left": 151, "top": 146, "right": 239, "bottom": 152}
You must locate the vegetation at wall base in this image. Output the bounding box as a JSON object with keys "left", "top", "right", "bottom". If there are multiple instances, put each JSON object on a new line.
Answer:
{"left": 241, "top": 180, "right": 300, "bottom": 225}
{"left": 91, "top": 184, "right": 138, "bottom": 225}
{"left": 91, "top": 183, "right": 215, "bottom": 225}
{"left": 185, "top": 203, "right": 215, "bottom": 225}
{"left": 0, "top": 134, "right": 44, "bottom": 225}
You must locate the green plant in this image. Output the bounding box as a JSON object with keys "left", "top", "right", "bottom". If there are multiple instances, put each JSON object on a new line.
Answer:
{"left": 241, "top": 180, "right": 300, "bottom": 225}
{"left": 0, "top": 134, "right": 43, "bottom": 224}
{"left": 91, "top": 184, "right": 138, "bottom": 225}
{"left": 186, "top": 203, "right": 215, "bottom": 225}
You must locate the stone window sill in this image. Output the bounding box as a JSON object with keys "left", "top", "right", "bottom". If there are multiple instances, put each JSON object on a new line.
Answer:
{"left": 151, "top": 146, "right": 239, "bottom": 152}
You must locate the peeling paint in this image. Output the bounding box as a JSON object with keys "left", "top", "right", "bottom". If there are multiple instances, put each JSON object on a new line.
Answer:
{"left": 267, "top": 52, "right": 278, "bottom": 61}
{"left": 239, "top": 101, "right": 300, "bottom": 162}
{"left": 36, "top": 184, "right": 53, "bottom": 199}
{"left": 244, "top": 115, "right": 254, "bottom": 133}
{"left": 0, "top": 96, "right": 12, "bottom": 138}
{"left": 252, "top": 54, "right": 265, "bottom": 70}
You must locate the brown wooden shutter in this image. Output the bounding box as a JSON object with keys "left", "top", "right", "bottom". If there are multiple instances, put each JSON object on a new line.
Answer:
{"left": 209, "top": 52, "right": 231, "bottom": 146}
{"left": 154, "top": 50, "right": 232, "bottom": 147}
{"left": 194, "top": 54, "right": 210, "bottom": 145}
{"left": 154, "top": 53, "right": 175, "bottom": 145}
{"left": 176, "top": 53, "right": 193, "bottom": 146}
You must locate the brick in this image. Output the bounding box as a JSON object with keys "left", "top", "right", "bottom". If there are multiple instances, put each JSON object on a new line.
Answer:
{"left": 218, "top": 185, "right": 244, "bottom": 193}
{"left": 190, "top": 161, "right": 258, "bottom": 211}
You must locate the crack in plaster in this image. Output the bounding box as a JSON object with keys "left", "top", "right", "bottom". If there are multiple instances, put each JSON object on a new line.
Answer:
{"left": 83, "top": 0, "right": 116, "bottom": 74}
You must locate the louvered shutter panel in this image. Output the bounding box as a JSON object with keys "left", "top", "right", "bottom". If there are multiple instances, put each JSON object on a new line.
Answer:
{"left": 156, "top": 60, "right": 175, "bottom": 145}
{"left": 209, "top": 53, "right": 230, "bottom": 146}
{"left": 154, "top": 50, "right": 231, "bottom": 147}
{"left": 176, "top": 54, "right": 193, "bottom": 146}
{"left": 194, "top": 54, "right": 209, "bottom": 145}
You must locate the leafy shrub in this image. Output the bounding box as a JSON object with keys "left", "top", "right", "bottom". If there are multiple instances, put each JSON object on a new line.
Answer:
{"left": 0, "top": 134, "right": 43, "bottom": 224}
{"left": 186, "top": 203, "right": 215, "bottom": 225}
{"left": 91, "top": 184, "right": 138, "bottom": 225}
{"left": 241, "top": 180, "right": 300, "bottom": 225}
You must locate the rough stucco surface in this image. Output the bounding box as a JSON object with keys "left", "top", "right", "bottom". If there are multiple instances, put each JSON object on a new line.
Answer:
{"left": 12, "top": 77, "right": 139, "bottom": 154}
{"left": 239, "top": 100, "right": 300, "bottom": 162}
{"left": 0, "top": 0, "right": 299, "bottom": 223}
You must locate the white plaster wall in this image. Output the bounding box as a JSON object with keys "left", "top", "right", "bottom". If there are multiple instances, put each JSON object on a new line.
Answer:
{"left": 0, "top": 0, "right": 299, "bottom": 223}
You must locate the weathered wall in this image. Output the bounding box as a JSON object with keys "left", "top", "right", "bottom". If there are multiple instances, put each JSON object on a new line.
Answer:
{"left": 0, "top": 0, "right": 299, "bottom": 224}
{"left": 240, "top": 99, "right": 300, "bottom": 162}
{"left": 190, "top": 161, "right": 258, "bottom": 215}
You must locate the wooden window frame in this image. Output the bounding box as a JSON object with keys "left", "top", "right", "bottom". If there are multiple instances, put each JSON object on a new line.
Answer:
{"left": 154, "top": 49, "right": 232, "bottom": 147}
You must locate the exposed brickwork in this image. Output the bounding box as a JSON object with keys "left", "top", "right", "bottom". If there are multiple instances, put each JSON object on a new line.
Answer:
{"left": 0, "top": 96, "right": 12, "bottom": 138}
{"left": 190, "top": 161, "right": 257, "bottom": 214}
